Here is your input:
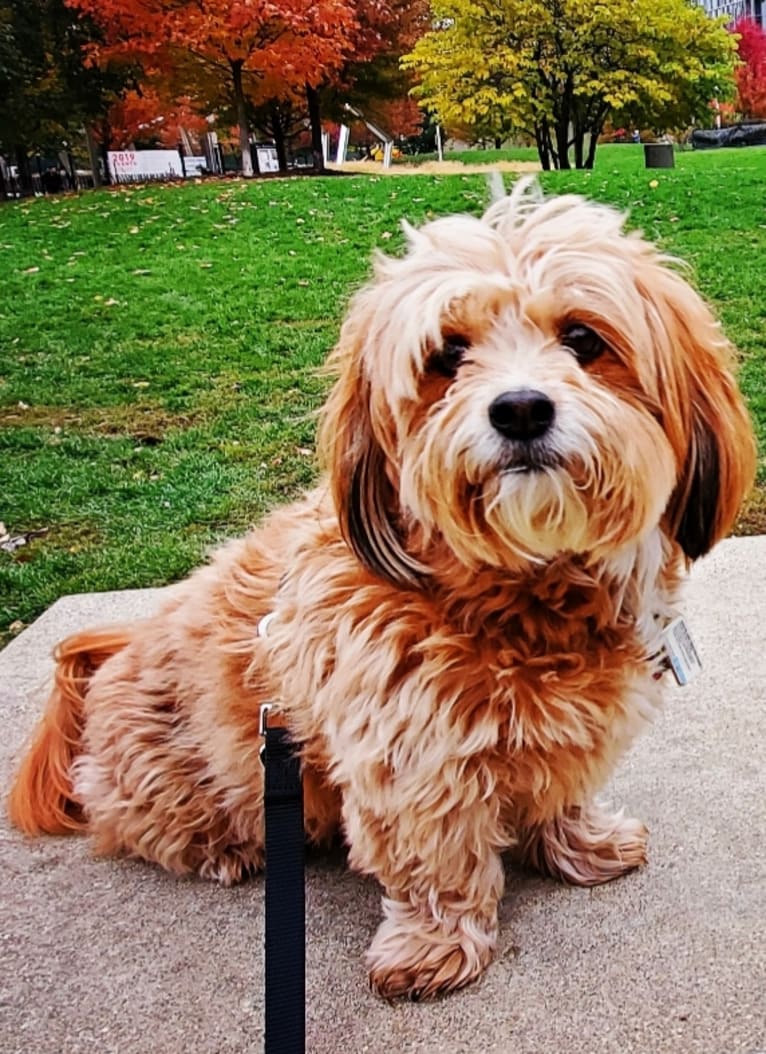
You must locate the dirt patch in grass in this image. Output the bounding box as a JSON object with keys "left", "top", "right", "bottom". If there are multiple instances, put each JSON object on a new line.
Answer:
{"left": 328, "top": 160, "right": 541, "bottom": 176}
{"left": 0, "top": 401, "right": 201, "bottom": 442}
{"left": 2, "top": 520, "right": 103, "bottom": 570}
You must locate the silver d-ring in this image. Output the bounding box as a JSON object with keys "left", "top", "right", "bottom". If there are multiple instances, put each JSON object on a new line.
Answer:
{"left": 259, "top": 703, "right": 272, "bottom": 737}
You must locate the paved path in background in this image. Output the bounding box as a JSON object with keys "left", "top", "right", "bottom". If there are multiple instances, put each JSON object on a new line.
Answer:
{"left": 1, "top": 538, "right": 765, "bottom": 1054}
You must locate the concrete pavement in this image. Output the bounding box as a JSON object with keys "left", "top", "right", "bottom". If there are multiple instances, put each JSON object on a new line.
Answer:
{"left": 1, "top": 538, "right": 765, "bottom": 1054}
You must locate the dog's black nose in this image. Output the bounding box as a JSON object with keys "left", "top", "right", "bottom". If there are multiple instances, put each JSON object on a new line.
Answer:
{"left": 488, "top": 389, "right": 555, "bottom": 441}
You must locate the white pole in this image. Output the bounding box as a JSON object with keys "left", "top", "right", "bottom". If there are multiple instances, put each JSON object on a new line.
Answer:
{"left": 486, "top": 170, "right": 505, "bottom": 203}
{"left": 435, "top": 124, "right": 443, "bottom": 161}
{"left": 336, "top": 125, "right": 350, "bottom": 165}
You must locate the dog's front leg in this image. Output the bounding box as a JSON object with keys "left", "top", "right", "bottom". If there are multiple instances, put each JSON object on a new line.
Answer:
{"left": 342, "top": 782, "right": 505, "bottom": 1000}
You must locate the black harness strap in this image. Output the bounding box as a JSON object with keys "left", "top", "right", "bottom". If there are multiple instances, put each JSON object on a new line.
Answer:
{"left": 262, "top": 719, "right": 305, "bottom": 1054}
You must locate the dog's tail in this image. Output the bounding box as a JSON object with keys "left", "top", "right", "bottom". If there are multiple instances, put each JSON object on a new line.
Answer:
{"left": 7, "top": 628, "right": 131, "bottom": 835}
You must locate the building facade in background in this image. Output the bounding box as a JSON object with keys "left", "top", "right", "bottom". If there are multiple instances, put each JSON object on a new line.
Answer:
{"left": 696, "top": 0, "right": 764, "bottom": 27}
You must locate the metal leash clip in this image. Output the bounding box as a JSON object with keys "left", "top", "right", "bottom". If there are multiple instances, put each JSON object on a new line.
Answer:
{"left": 259, "top": 703, "right": 273, "bottom": 763}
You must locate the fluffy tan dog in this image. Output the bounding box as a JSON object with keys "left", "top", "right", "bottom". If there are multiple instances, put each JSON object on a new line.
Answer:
{"left": 9, "top": 183, "right": 755, "bottom": 999}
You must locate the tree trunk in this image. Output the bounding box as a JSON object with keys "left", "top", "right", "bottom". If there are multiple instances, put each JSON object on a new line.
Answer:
{"left": 534, "top": 124, "right": 551, "bottom": 171}
{"left": 270, "top": 102, "right": 289, "bottom": 173}
{"left": 542, "top": 118, "right": 559, "bottom": 169}
{"left": 494, "top": 136, "right": 502, "bottom": 149}
{"left": 96, "top": 119, "right": 112, "bottom": 185}
{"left": 100, "top": 141, "right": 112, "bottom": 185}
{"left": 573, "top": 110, "right": 585, "bottom": 169}
{"left": 14, "top": 146, "right": 33, "bottom": 197}
{"left": 306, "top": 83, "right": 325, "bottom": 174}
{"left": 231, "top": 59, "right": 254, "bottom": 177}
{"left": 585, "top": 126, "right": 600, "bottom": 169}
{"left": 555, "top": 115, "right": 570, "bottom": 170}
{"left": 555, "top": 72, "right": 575, "bottom": 169}
{"left": 84, "top": 126, "right": 102, "bottom": 187}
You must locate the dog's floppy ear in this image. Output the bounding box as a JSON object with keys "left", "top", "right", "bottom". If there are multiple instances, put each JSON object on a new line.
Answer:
{"left": 318, "top": 302, "right": 426, "bottom": 588}
{"left": 668, "top": 378, "right": 752, "bottom": 560}
{"left": 641, "top": 266, "right": 756, "bottom": 560}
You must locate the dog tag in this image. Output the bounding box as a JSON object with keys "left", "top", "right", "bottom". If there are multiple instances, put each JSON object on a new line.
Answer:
{"left": 660, "top": 617, "right": 702, "bottom": 686}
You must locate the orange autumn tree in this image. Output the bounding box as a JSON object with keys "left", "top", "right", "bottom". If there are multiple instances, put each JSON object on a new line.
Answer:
{"left": 324, "top": 0, "right": 428, "bottom": 119}
{"left": 96, "top": 88, "right": 209, "bottom": 150}
{"left": 255, "top": 0, "right": 429, "bottom": 172}
{"left": 66, "top": 0, "right": 359, "bottom": 175}
{"left": 317, "top": 0, "right": 428, "bottom": 158}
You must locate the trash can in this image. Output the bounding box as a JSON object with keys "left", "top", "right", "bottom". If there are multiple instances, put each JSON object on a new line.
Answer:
{"left": 644, "top": 143, "right": 675, "bottom": 169}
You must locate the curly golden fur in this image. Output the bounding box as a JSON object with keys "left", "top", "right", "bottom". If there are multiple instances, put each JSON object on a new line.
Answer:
{"left": 8, "top": 183, "right": 755, "bottom": 999}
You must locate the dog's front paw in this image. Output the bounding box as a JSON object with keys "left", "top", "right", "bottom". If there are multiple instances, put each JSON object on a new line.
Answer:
{"left": 366, "top": 899, "right": 496, "bottom": 1000}
{"left": 520, "top": 803, "right": 648, "bottom": 887}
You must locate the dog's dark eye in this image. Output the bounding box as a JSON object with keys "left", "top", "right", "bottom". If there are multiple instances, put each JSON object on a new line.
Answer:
{"left": 430, "top": 334, "right": 471, "bottom": 377}
{"left": 561, "top": 323, "right": 606, "bottom": 366}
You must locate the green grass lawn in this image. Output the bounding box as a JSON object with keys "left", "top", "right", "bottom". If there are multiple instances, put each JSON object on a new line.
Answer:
{"left": 1, "top": 144, "right": 764, "bottom": 642}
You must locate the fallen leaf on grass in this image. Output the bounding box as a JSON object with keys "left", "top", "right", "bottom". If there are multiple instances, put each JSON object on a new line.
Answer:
{"left": 9, "top": 620, "right": 25, "bottom": 635}
{"left": 23, "top": 266, "right": 40, "bottom": 274}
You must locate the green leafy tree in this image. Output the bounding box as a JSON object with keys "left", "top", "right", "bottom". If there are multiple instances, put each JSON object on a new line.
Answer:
{"left": 403, "top": 0, "right": 737, "bottom": 169}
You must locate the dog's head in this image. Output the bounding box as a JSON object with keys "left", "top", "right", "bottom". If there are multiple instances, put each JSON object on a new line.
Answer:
{"left": 319, "top": 183, "right": 755, "bottom": 586}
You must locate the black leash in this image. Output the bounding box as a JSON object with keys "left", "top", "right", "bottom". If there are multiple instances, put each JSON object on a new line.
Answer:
{"left": 261, "top": 704, "right": 305, "bottom": 1054}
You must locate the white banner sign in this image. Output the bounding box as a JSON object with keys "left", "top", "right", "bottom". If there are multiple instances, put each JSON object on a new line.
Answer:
{"left": 184, "top": 155, "right": 207, "bottom": 176}
{"left": 256, "top": 146, "right": 279, "bottom": 173}
{"left": 108, "top": 150, "right": 184, "bottom": 183}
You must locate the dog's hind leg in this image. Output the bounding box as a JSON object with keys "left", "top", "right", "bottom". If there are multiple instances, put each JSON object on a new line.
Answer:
{"left": 68, "top": 627, "right": 269, "bottom": 883}
{"left": 516, "top": 801, "right": 648, "bottom": 886}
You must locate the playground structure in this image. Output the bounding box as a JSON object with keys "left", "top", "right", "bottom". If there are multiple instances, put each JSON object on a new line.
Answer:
{"left": 336, "top": 104, "right": 396, "bottom": 167}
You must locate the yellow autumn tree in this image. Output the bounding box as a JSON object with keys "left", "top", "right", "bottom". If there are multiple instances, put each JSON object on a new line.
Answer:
{"left": 403, "top": 0, "right": 737, "bottom": 169}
